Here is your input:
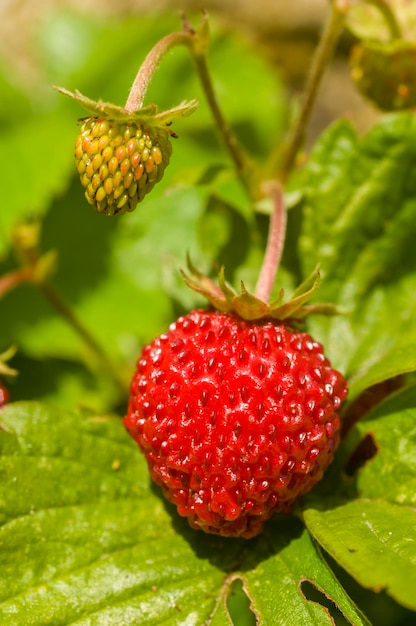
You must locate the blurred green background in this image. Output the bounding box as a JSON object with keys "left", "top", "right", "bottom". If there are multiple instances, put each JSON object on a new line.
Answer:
{"left": 0, "top": 2, "right": 413, "bottom": 624}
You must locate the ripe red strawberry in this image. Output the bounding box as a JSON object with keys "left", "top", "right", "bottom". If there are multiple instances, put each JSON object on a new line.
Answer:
{"left": 75, "top": 118, "right": 172, "bottom": 215}
{"left": 124, "top": 308, "right": 347, "bottom": 539}
{"left": 0, "top": 346, "right": 16, "bottom": 406}
{"left": 0, "top": 382, "right": 8, "bottom": 407}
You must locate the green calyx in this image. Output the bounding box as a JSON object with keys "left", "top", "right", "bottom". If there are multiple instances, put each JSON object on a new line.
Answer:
{"left": 181, "top": 257, "right": 340, "bottom": 322}
{"left": 0, "top": 346, "right": 18, "bottom": 378}
{"left": 54, "top": 87, "right": 198, "bottom": 129}
{"left": 56, "top": 87, "right": 198, "bottom": 216}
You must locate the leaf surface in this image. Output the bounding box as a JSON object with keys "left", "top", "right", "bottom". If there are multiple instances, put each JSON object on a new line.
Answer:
{"left": 344, "top": 384, "right": 416, "bottom": 506}
{"left": 299, "top": 113, "right": 416, "bottom": 398}
{"left": 304, "top": 500, "right": 416, "bottom": 611}
{"left": 0, "top": 402, "right": 368, "bottom": 625}
{"left": 0, "top": 11, "right": 287, "bottom": 411}
{"left": 242, "top": 522, "right": 369, "bottom": 625}
{"left": 304, "top": 386, "right": 416, "bottom": 611}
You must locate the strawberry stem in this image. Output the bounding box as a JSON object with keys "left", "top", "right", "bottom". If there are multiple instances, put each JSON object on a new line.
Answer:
{"left": 125, "top": 14, "right": 257, "bottom": 200}
{"left": 125, "top": 30, "right": 192, "bottom": 112}
{"left": 38, "top": 282, "right": 129, "bottom": 396}
{"left": 0, "top": 345, "right": 18, "bottom": 378}
{"left": 0, "top": 267, "right": 35, "bottom": 299}
{"left": 278, "top": 0, "right": 349, "bottom": 184}
{"left": 10, "top": 223, "right": 129, "bottom": 398}
{"left": 255, "top": 183, "right": 287, "bottom": 303}
{"left": 363, "top": 0, "right": 403, "bottom": 40}
{"left": 186, "top": 15, "right": 257, "bottom": 199}
{"left": 190, "top": 45, "right": 257, "bottom": 200}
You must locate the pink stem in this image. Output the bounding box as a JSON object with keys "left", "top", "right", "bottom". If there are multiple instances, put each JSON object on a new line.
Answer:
{"left": 0, "top": 267, "right": 34, "bottom": 299}
{"left": 124, "top": 32, "right": 191, "bottom": 113}
{"left": 255, "top": 184, "right": 287, "bottom": 303}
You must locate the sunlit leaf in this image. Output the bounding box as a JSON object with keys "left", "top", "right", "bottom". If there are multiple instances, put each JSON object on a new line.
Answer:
{"left": 298, "top": 113, "right": 416, "bottom": 399}
{"left": 0, "top": 401, "right": 367, "bottom": 625}
{"left": 304, "top": 500, "right": 416, "bottom": 611}
{"left": 343, "top": 385, "right": 416, "bottom": 507}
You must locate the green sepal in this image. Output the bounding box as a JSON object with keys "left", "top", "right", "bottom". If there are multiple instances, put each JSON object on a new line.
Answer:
{"left": 217, "top": 266, "right": 237, "bottom": 305}
{"left": 182, "top": 258, "right": 337, "bottom": 322}
{"left": 54, "top": 86, "right": 198, "bottom": 127}
{"left": 268, "top": 287, "right": 285, "bottom": 310}
{"left": 295, "top": 302, "right": 345, "bottom": 319}
{"left": 232, "top": 282, "right": 270, "bottom": 320}
{"left": 268, "top": 265, "right": 321, "bottom": 319}
{"left": 33, "top": 250, "right": 58, "bottom": 285}
{"left": 0, "top": 346, "right": 18, "bottom": 378}
{"left": 290, "top": 264, "right": 320, "bottom": 299}
{"left": 180, "top": 256, "right": 231, "bottom": 312}
{"left": 191, "top": 11, "right": 210, "bottom": 57}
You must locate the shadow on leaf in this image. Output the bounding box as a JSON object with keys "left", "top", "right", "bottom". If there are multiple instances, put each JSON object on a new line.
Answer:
{"left": 149, "top": 478, "right": 305, "bottom": 574}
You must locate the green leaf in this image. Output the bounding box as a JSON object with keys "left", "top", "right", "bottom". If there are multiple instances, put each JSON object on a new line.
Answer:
{"left": 0, "top": 402, "right": 228, "bottom": 625}
{"left": 299, "top": 113, "right": 416, "bottom": 399}
{"left": 0, "top": 402, "right": 368, "bottom": 625}
{"left": 0, "top": 185, "right": 208, "bottom": 368}
{"left": 303, "top": 500, "right": 416, "bottom": 611}
{"left": 197, "top": 193, "right": 254, "bottom": 276}
{"left": 0, "top": 108, "right": 75, "bottom": 257}
{"left": 347, "top": 342, "right": 416, "bottom": 411}
{"left": 344, "top": 385, "right": 416, "bottom": 506}
{"left": 0, "top": 9, "right": 291, "bottom": 411}
{"left": 7, "top": 353, "right": 122, "bottom": 413}
{"left": 243, "top": 522, "right": 370, "bottom": 626}
{"left": 304, "top": 385, "right": 416, "bottom": 612}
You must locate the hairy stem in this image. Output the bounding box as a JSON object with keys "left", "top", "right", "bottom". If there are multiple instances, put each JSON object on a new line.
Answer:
{"left": 0, "top": 267, "right": 35, "bottom": 299}
{"left": 175, "top": 13, "right": 256, "bottom": 199}
{"left": 125, "top": 31, "right": 193, "bottom": 112}
{"left": 364, "top": 0, "right": 403, "bottom": 40}
{"left": 1, "top": 259, "right": 128, "bottom": 395}
{"left": 279, "top": 0, "right": 349, "bottom": 184}
{"left": 11, "top": 219, "right": 129, "bottom": 396}
{"left": 125, "top": 14, "right": 255, "bottom": 198}
{"left": 39, "top": 282, "right": 128, "bottom": 395}
{"left": 255, "top": 184, "right": 287, "bottom": 303}
{"left": 191, "top": 50, "right": 254, "bottom": 197}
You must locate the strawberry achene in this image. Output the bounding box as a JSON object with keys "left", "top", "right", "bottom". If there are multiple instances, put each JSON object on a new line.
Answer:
{"left": 124, "top": 309, "right": 347, "bottom": 538}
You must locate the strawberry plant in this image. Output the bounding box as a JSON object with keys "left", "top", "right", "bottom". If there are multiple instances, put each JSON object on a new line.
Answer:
{"left": 1, "top": 1, "right": 416, "bottom": 624}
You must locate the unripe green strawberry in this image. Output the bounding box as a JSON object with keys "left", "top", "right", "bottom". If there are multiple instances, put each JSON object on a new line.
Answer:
{"left": 55, "top": 87, "right": 197, "bottom": 215}
{"left": 75, "top": 118, "right": 172, "bottom": 216}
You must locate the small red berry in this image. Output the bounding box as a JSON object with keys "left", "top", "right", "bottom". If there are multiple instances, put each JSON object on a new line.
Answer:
{"left": 124, "top": 309, "right": 348, "bottom": 539}
{"left": 0, "top": 382, "right": 9, "bottom": 407}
